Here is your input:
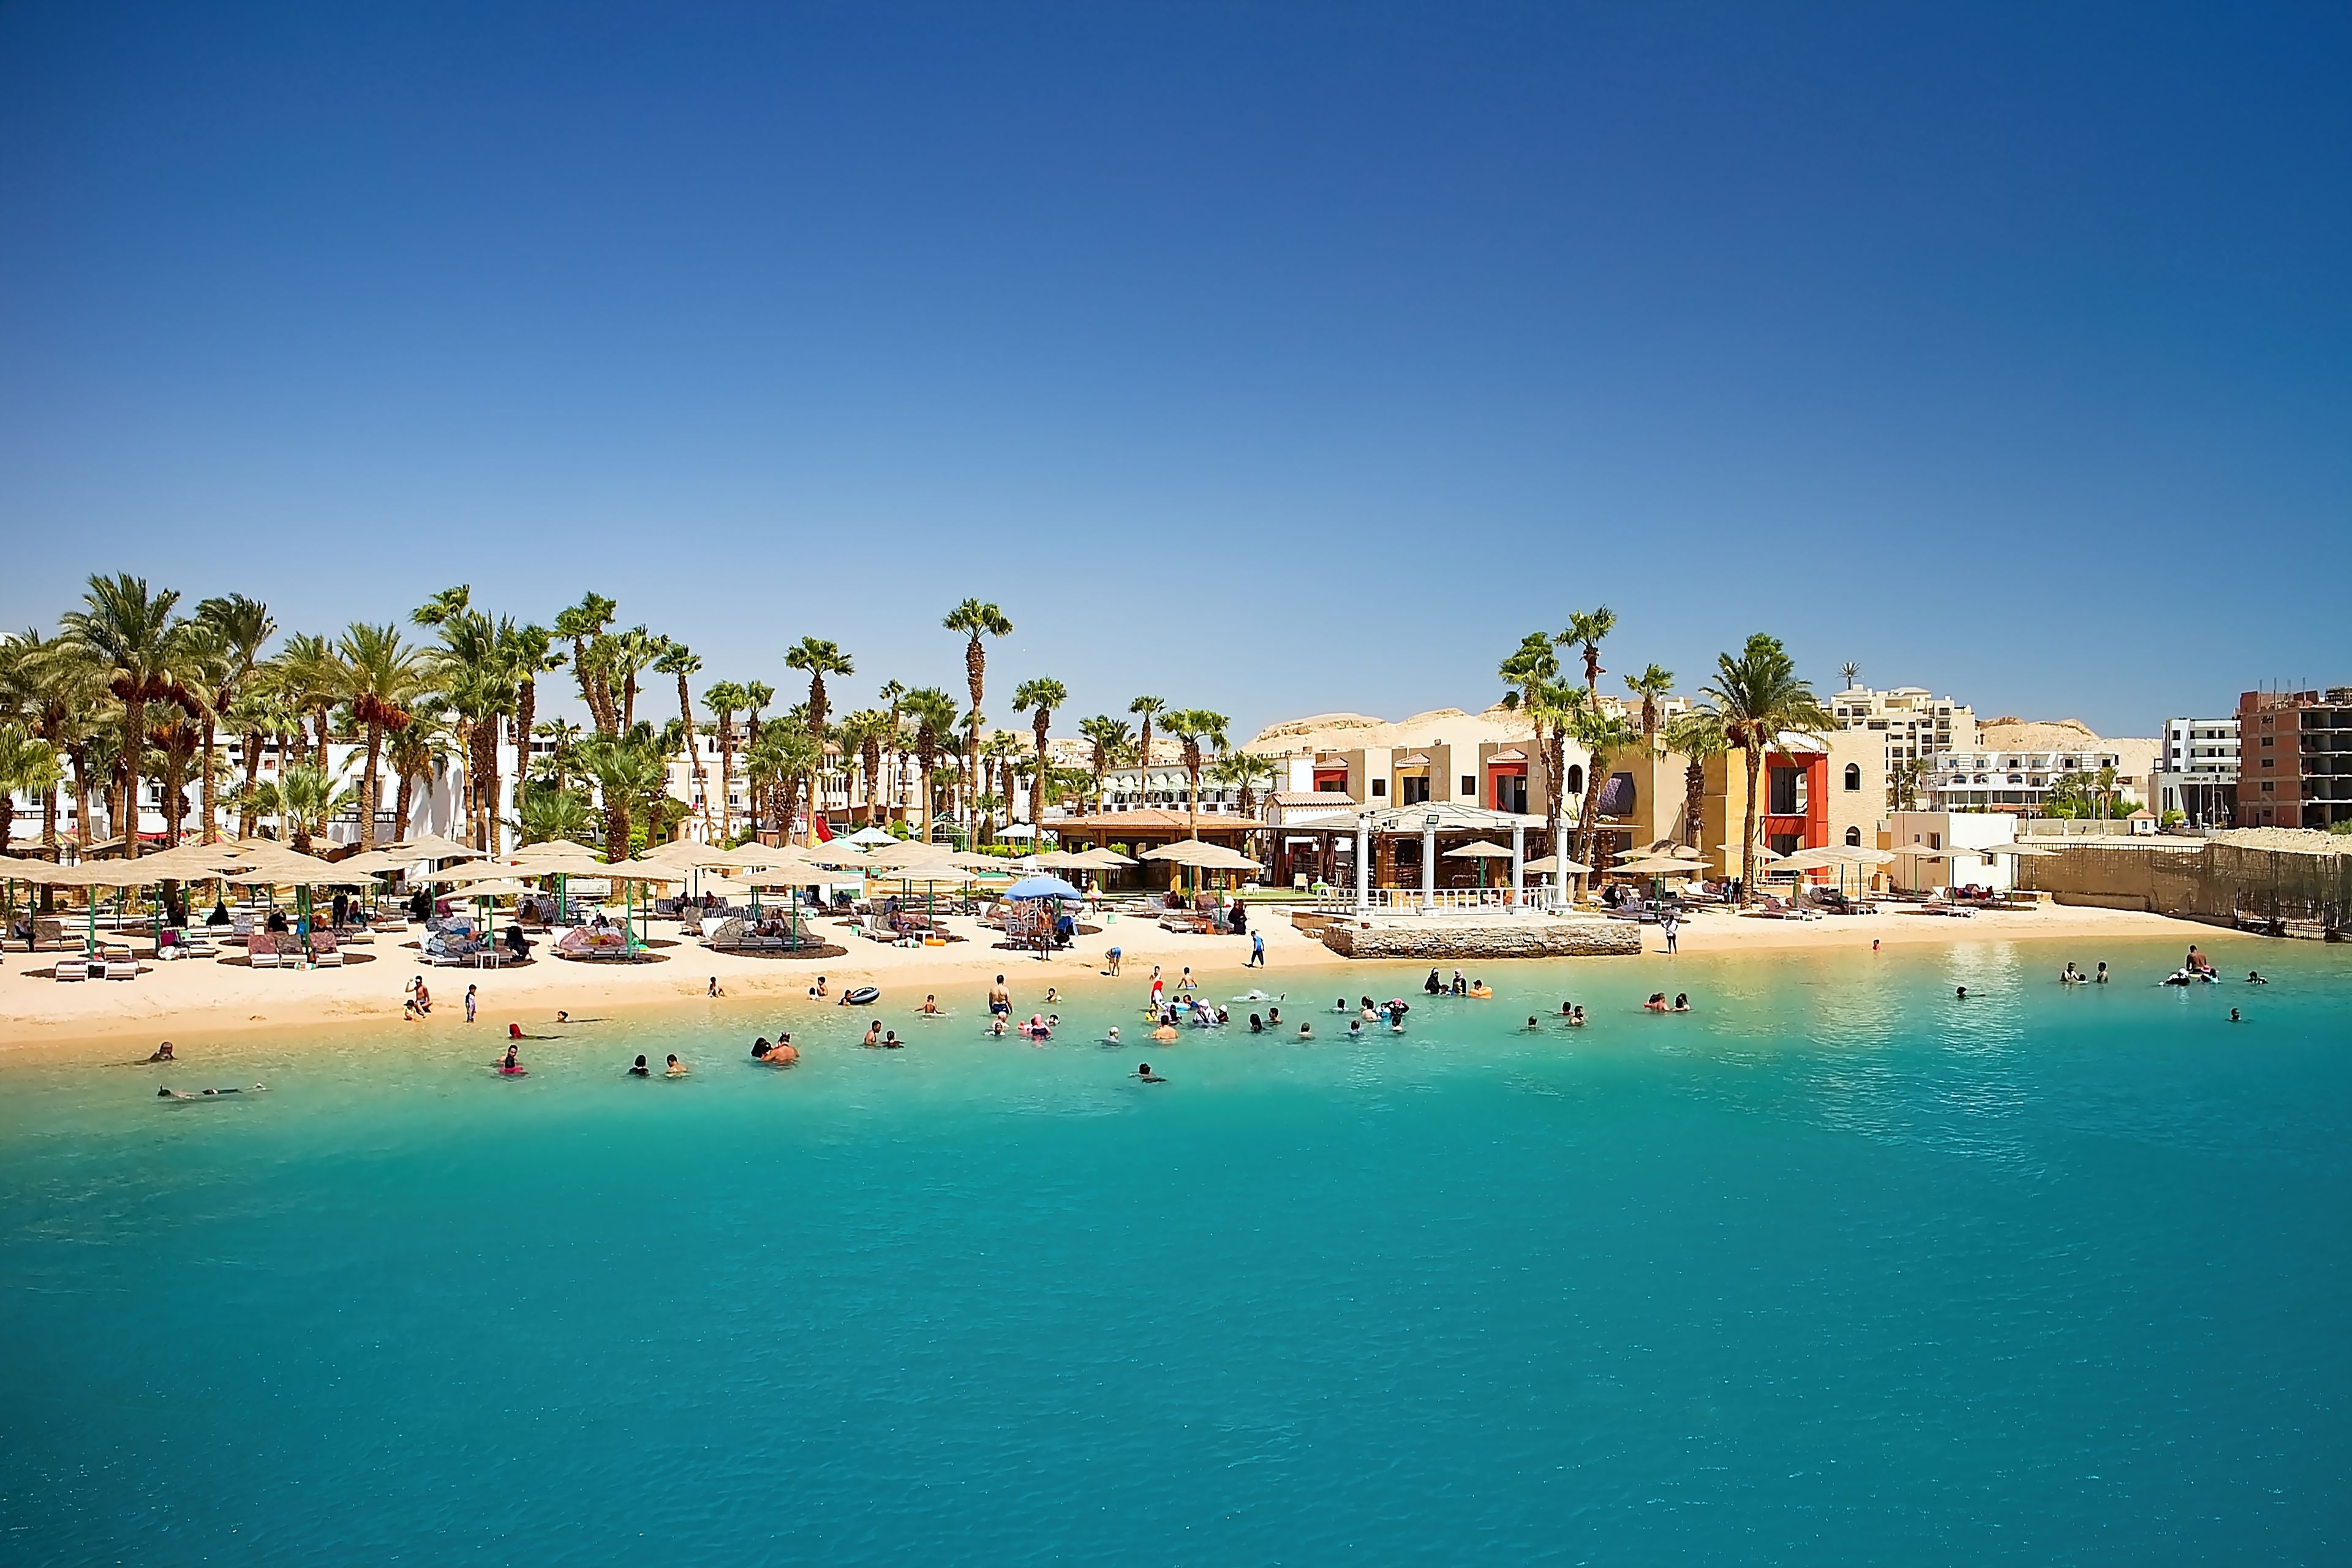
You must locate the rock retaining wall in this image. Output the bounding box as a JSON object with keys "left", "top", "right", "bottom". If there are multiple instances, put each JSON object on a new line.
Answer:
{"left": 1318, "top": 919, "right": 1642, "bottom": 960}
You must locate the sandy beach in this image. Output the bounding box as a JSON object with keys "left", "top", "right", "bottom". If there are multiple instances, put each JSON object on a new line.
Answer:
{"left": 0, "top": 899, "right": 2220, "bottom": 1057}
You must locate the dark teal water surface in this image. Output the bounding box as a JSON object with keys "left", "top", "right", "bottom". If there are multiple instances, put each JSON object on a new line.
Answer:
{"left": 3, "top": 937, "right": 2347, "bottom": 1564}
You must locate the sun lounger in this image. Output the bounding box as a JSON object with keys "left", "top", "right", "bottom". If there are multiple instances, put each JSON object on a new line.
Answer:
{"left": 311, "top": 932, "right": 344, "bottom": 968}
{"left": 100, "top": 949, "right": 140, "bottom": 981}
{"left": 247, "top": 931, "right": 282, "bottom": 969}
{"left": 53, "top": 952, "right": 88, "bottom": 982}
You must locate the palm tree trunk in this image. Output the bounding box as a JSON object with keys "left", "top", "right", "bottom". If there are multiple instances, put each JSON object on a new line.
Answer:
{"left": 40, "top": 783, "right": 58, "bottom": 856}
{"left": 679, "top": 676, "right": 712, "bottom": 840}
{"left": 121, "top": 698, "right": 145, "bottom": 859}
{"left": 483, "top": 713, "right": 504, "bottom": 854}
{"left": 360, "top": 725, "right": 384, "bottom": 850}
{"left": 606, "top": 798, "right": 630, "bottom": 861}
{"left": 239, "top": 729, "right": 265, "bottom": 840}
{"left": 394, "top": 771, "right": 416, "bottom": 840}
{"left": 1740, "top": 746, "right": 1762, "bottom": 907}
{"left": 199, "top": 716, "right": 220, "bottom": 843}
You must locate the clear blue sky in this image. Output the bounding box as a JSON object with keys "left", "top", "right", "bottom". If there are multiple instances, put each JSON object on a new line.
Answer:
{"left": 4, "top": 2, "right": 2346, "bottom": 737}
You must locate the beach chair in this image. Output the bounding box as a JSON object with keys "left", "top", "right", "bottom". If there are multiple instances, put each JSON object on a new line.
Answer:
{"left": 53, "top": 950, "right": 89, "bottom": 982}
{"left": 311, "top": 930, "right": 344, "bottom": 968}
{"left": 100, "top": 948, "right": 141, "bottom": 981}
{"left": 247, "top": 931, "right": 282, "bottom": 969}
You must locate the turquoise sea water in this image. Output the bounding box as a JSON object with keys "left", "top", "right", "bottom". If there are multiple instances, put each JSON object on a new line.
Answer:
{"left": 3, "top": 937, "right": 2348, "bottom": 1565}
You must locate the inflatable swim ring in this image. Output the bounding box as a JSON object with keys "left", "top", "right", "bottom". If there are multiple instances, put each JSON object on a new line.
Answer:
{"left": 842, "top": 985, "right": 880, "bottom": 1006}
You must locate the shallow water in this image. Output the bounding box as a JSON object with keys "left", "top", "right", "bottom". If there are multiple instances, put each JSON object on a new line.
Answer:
{"left": 4, "top": 938, "right": 2348, "bottom": 1564}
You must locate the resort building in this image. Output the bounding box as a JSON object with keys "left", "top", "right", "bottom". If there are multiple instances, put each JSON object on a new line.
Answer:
{"left": 2234, "top": 687, "right": 2352, "bottom": 830}
{"left": 2154, "top": 715, "right": 2239, "bottom": 829}
{"left": 1605, "top": 727, "right": 1886, "bottom": 868}
{"left": 1829, "top": 683, "right": 1979, "bottom": 786}
{"left": 1929, "top": 719, "right": 2158, "bottom": 818}
{"left": 1883, "top": 811, "right": 2022, "bottom": 894}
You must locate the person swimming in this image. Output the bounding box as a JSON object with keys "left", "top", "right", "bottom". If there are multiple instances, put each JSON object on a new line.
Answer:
{"left": 1266, "top": 1006, "right": 1281, "bottom": 1027}
{"left": 1347, "top": 1019, "right": 1362, "bottom": 1038}
{"left": 919, "top": 995, "right": 943, "bottom": 1015}
{"left": 1568, "top": 1006, "right": 1586, "bottom": 1027}
{"left": 863, "top": 1020, "right": 883, "bottom": 1046}
{"left": 987, "top": 1016, "right": 1009, "bottom": 1037}
{"left": 2230, "top": 1007, "right": 2242, "bottom": 1023}
{"left": 556, "top": 1011, "right": 570, "bottom": 1024}
{"left": 1105, "top": 1025, "right": 1122, "bottom": 1045}
{"left": 1468, "top": 979, "right": 1491, "bottom": 998}
{"left": 143, "top": 1041, "right": 176, "bottom": 1062}
{"left": 1423, "top": 969, "right": 1443, "bottom": 995}
{"left": 2062, "top": 962, "right": 2086, "bottom": 984}
{"left": 2247, "top": 970, "right": 2267, "bottom": 984}
{"left": 1644, "top": 992, "right": 1669, "bottom": 1012}
{"left": 1248, "top": 1014, "right": 1263, "bottom": 1033}
{"left": 665, "top": 1054, "right": 688, "bottom": 1077}
{"left": 157, "top": 1085, "right": 263, "bottom": 1098}
{"left": 1526, "top": 1016, "right": 1542, "bottom": 1030}
{"left": 627, "top": 1055, "right": 650, "bottom": 1077}
{"left": 1043, "top": 987, "right": 1059, "bottom": 1005}
{"left": 499, "top": 1044, "right": 524, "bottom": 1075}
{"left": 2096, "top": 962, "right": 2109, "bottom": 983}
{"left": 1296, "top": 1022, "right": 1313, "bottom": 1040}
{"left": 1150, "top": 1022, "right": 1179, "bottom": 1042}
{"left": 1559, "top": 1001, "right": 1575, "bottom": 1017}
{"left": 1955, "top": 986, "right": 1968, "bottom": 999}
{"left": 1137, "top": 1062, "right": 1166, "bottom": 1082}
{"left": 753, "top": 1037, "right": 801, "bottom": 1063}
{"left": 1671, "top": 993, "right": 1691, "bottom": 1013}
{"left": 880, "top": 1031, "right": 900, "bottom": 1049}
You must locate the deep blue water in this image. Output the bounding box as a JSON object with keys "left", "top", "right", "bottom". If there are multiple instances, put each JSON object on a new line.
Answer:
{"left": 3, "top": 937, "right": 2348, "bottom": 1565}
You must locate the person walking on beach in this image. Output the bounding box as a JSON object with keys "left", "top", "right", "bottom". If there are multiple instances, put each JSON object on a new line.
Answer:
{"left": 1248, "top": 930, "right": 1265, "bottom": 968}
{"left": 1103, "top": 946, "right": 1122, "bottom": 977}
{"left": 1662, "top": 914, "right": 1679, "bottom": 955}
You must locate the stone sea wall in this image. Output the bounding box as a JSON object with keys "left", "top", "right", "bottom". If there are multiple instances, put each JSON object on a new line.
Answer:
{"left": 1317, "top": 918, "right": 1642, "bottom": 960}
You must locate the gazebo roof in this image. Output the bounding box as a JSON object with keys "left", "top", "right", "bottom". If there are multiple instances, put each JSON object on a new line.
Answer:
{"left": 1042, "top": 809, "right": 1255, "bottom": 839}
{"left": 1306, "top": 803, "right": 1546, "bottom": 836}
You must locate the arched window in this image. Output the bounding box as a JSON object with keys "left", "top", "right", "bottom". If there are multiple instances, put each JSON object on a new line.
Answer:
{"left": 1564, "top": 763, "right": 1583, "bottom": 796}
{"left": 1844, "top": 826, "right": 1862, "bottom": 846}
{"left": 1844, "top": 763, "right": 1862, "bottom": 791}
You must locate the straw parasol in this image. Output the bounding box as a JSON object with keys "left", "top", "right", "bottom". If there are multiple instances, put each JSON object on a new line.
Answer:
{"left": 443, "top": 878, "right": 535, "bottom": 900}
{"left": 1975, "top": 842, "right": 2056, "bottom": 859}
{"left": 333, "top": 848, "right": 433, "bottom": 876}
{"left": 1771, "top": 846, "right": 1852, "bottom": 874}
{"left": 390, "top": 833, "right": 483, "bottom": 862}
{"left": 1442, "top": 841, "right": 1515, "bottom": 860}
{"left": 1030, "top": 850, "right": 1091, "bottom": 870}
{"left": 1068, "top": 846, "right": 1136, "bottom": 869}
{"left": 1521, "top": 854, "right": 1593, "bottom": 875}
{"left": 1717, "top": 842, "right": 1784, "bottom": 865}
{"left": 1611, "top": 853, "right": 1707, "bottom": 876}
{"left": 841, "top": 826, "right": 897, "bottom": 848}
{"left": 510, "top": 838, "right": 603, "bottom": 862}
{"left": 1140, "top": 841, "right": 1262, "bottom": 871}
{"left": 859, "top": 839, "right": 949, "bottom": 869}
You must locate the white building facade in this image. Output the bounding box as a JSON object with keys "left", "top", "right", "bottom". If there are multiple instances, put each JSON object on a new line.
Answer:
{"left": 1830, "top": 684, "right": 1979, "bottom": 783}
{"left": 2153, "top": 715, "right": 2239, "bottom": 829}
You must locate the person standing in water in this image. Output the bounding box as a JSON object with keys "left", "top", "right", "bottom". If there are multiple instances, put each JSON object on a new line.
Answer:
{"left": 465, "top": 984, "right": 478, "bottom": 1023}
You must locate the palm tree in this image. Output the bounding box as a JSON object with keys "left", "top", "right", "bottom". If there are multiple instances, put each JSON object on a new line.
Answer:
{"left": 943, "top": 600, "right": 1012, "bottom": 832}
{"left": 1839, "top": 661, "right": 1861, "bottom": 691}
{"left": 275, "top": 631, "right": 345, "bottom": 772}
{"left": 507, "top": 622, "right": 563, "bottom": 795}
{"left": 1207, "top": 749, "right": 1277, "bottom": 863}
{"left": 1526, "top": 678, "right": 1585, "bottom": 892}
{"left": 746, "top": 722, "right": 823, "bottom": 846}
{"left": 654, "top": 641, "right": 714, "bottom": 838}
{"left": 836, "top": 710, "right": 892, "bottom": 827}
{"left": 785, "top": 638, "right": 854, "bottom": 839}
{"left": 1559, "top": 606, "right": 1616, "bottom": 701}
{"left": 1888, "top": 755, "right": 1925, "bottom": 813}
{"left": 900, "top": 687, "right": 959, "bottom": 840}
{"left": 510, "top": 781, "right": 595, "bottom": 847}
{"left": 1664, "top": 710, "right": 1728, "bottom": 848}
{"left": 388, "top": 707, "right": 455, "bottom": 841}
{"left": 1498, "top": 632, "right": 1561, "bottom": 818}
{"left": 1079, "top": 715, "right": 1134, "bottom": 812}
{"left": 193, "top": 594, "right": 276, "bottom": 843}
{"left": 1566, "top": 701, "right": 1641, "bottom": 876}
{"left": 579, "top": 734, "right": 667, "bottom": 858}
{"left": 609, "top": 625, "right": 660, "bottom": 730}
{"left": 876, "top": 679, "right": 907, "bottom": 823}
{"left": 551, "top": 593, "right": 620, "bottom": 734}
{"left": 1012, "top": 677, "right": 1067, "bottom": 832}
{"left": 339, "top": 623, "right": 429, "bottom": 851}
{"left": 1163, "top": 709, "right": 1229, "bottom": 838}
{"left": 1697, "top": 633, "right": 1833, "bottom": 906}
{"left": 981, "top": 729, "right": 1025, "bottom": 843}
{"left": 59, "top": 573, "right": 201, "bottom": 861}
{"left": 742, "top": 681, "right": 774, "bottom": 747}
{"left": 0, "top": 725, "right": 62, "bottom": 860}
{"left": 698, "top": 682, "right": 746, "bottom": 838}
{"left": 1, "top": 629, "right": 102, "bottom": 858}
{"left": 1624, "top": 663, "right": 1674, "bottom": 753}
{"left": 1129, "top": 695, "right": 1166, "bottom": 770}
{"left": 274, "top": 763, "right": 335, "bottom": 853}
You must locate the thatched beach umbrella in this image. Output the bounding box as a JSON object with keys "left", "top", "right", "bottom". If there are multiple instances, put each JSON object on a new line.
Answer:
{"left": 1444, "top": 839, "right": 1515, "bottom": 889}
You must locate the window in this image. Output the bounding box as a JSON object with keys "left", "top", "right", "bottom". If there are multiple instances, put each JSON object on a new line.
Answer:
{"left": 1400, "top": 775, "right": 1430, "bottom": 805}
{"left": 1493, "top": 774, "right": 1528, "bottom": 813}
{"left": 1768, "top": 766, "right": 1806, "bottom": 815}
{"left": 1564, "top": 764, "right": 1583, "bottom": 796}
{"left": 1845, "top": 826, "right": 1863, "bottom": 846}
{"left": 1843, "top": 763, "right": 1862, "bottom": 792}
{"left": 1460, "top": 775, "right": 1476, "bottom": 796}
{"left": 1370, "top": 778, "right": 1387, "bottom": 798}
{"left": 2261, "top": 781, "right": 2274, "bottom": 793}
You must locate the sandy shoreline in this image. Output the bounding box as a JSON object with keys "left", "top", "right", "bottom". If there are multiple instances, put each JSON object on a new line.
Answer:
{"left": 1, "top": 900, "right": 2228, "bottom": 1059}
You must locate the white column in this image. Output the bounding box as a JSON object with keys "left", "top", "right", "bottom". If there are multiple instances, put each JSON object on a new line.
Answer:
{"left": 1355, "top": 820, "right": 1371, "bottom": 912}
{"left": 1510, "top": 821, "right": 1525, "bottom": 907}
{"left": 1420, "top": 820, "right": 1437, "bottom": 911}
{"left": 1551, "top": 820, "right": 1567, "bottom": 910}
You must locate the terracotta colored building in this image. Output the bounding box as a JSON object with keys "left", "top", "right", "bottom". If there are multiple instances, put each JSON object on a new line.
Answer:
{"left": 2235, "top": 688, "right": 2352, "bottom": 830}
